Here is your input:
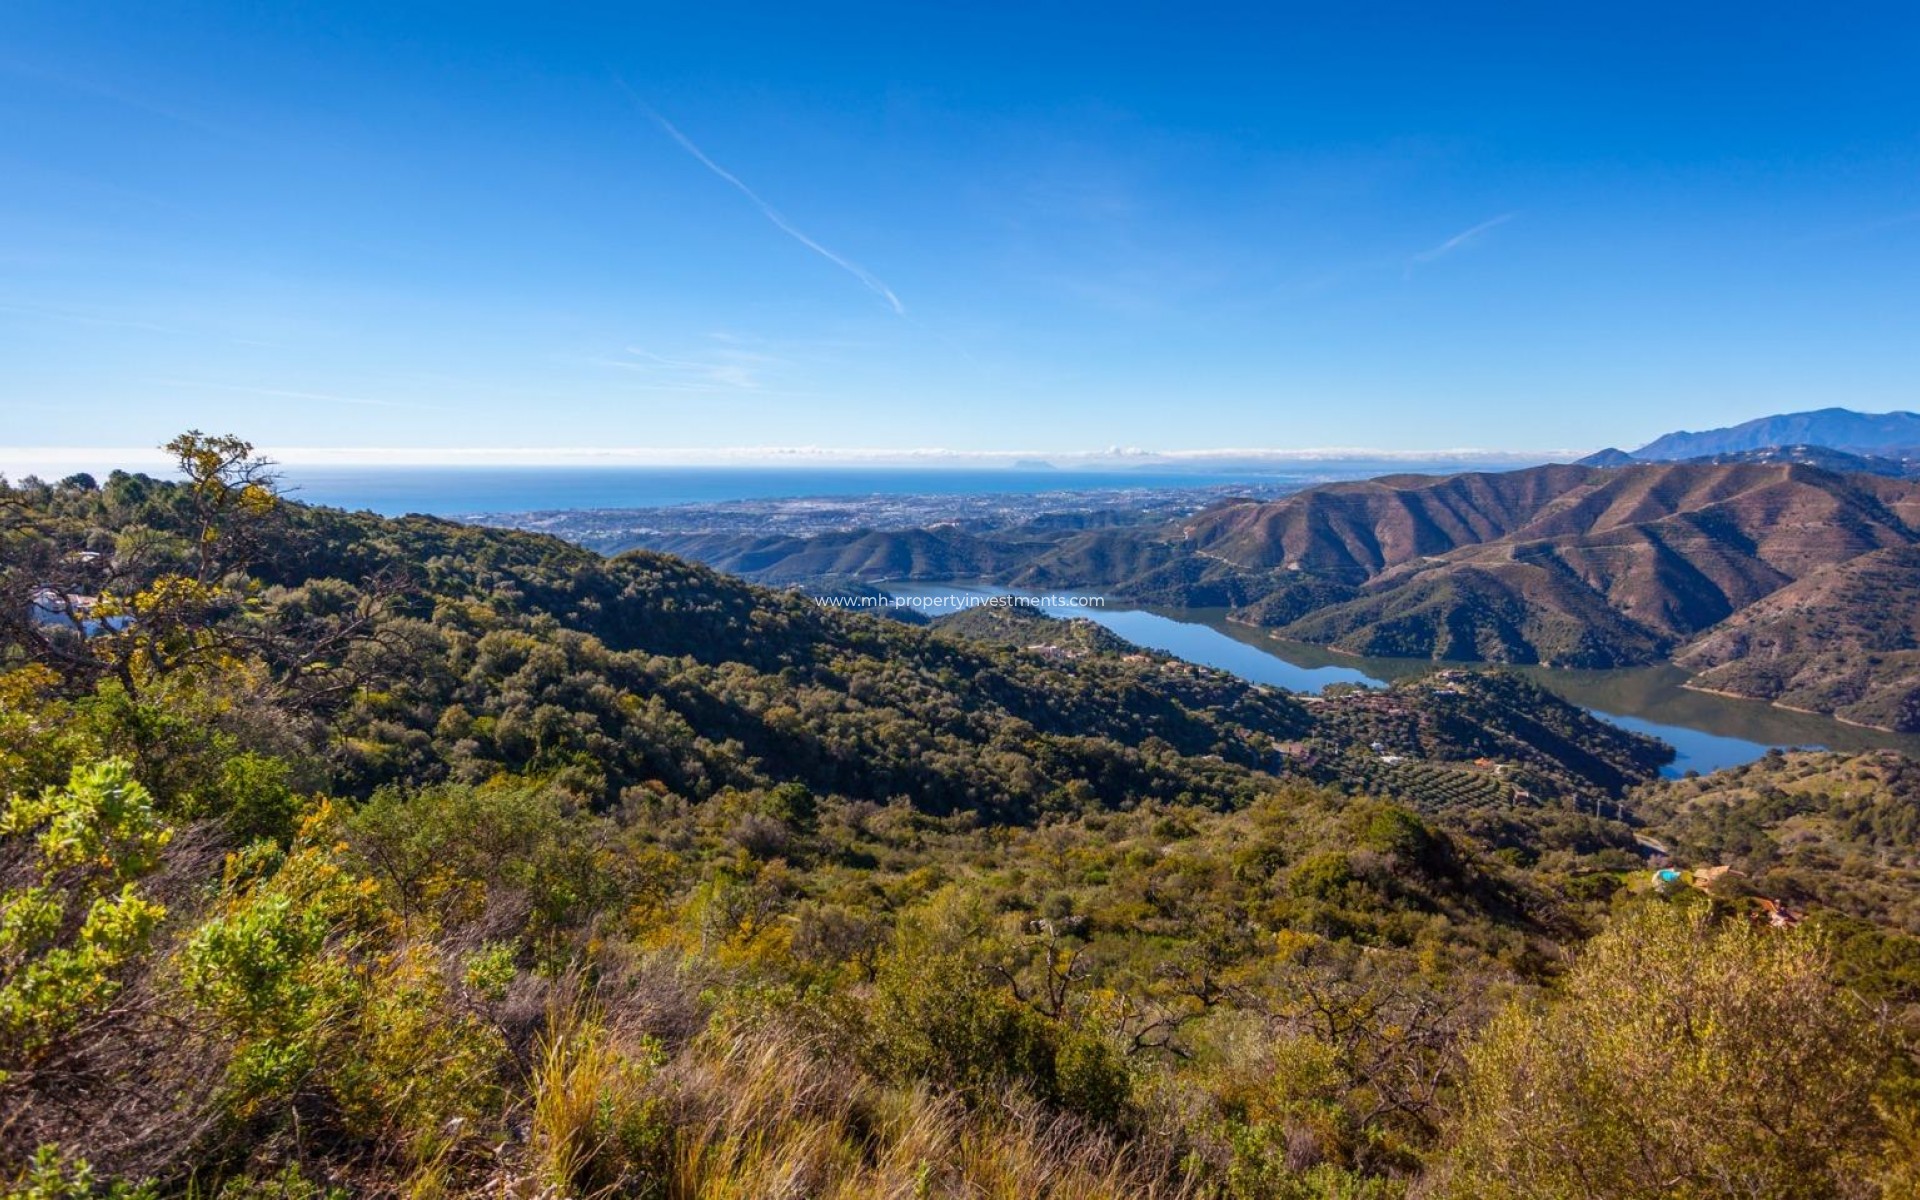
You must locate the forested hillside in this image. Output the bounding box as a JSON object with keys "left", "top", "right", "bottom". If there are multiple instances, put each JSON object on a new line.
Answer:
{"left": 5, "top": 438, "right": 1920, "bottom": 1198}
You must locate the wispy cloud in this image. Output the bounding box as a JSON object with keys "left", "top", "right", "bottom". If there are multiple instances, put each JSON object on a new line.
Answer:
{"left": 621, "top": 85, "right": 905, "bottom": 315}
{"left": 600, "top": 346, "right": 773, "bottom": 391}
{"left": 1405, "top": 212, "right": 1517, "bottom": 276}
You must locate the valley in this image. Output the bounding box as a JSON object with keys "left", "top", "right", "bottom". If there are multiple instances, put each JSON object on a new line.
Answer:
{"left": 491, "top": 458, "right": 1920, "bottom": 734}
{"left": 883, "top": 582, "right": 1920, "bottom": 773}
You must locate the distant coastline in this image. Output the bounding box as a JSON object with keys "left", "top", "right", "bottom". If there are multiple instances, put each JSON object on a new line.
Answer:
{"left": 244, "top": 460, "right": 1541, "bottom": 518}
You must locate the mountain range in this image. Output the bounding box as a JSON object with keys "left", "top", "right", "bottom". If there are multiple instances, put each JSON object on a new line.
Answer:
{"left": 1156, "top": 462, "right": 1920, "bottom": 729}
{"left": 603, "top": 457, "right": 1920, "bottom": 731}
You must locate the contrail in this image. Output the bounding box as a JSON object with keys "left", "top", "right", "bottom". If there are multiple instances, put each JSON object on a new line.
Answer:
{"left": 625, "top": 87, "right": 905, "bottom": 315}
{"left": 1406, "top": 212, "right": 1517, "bottom": 276}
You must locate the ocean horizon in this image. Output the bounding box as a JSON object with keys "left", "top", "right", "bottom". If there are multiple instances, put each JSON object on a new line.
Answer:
{"left": 268, "top": 461, "right": 1510, "bottom": 517}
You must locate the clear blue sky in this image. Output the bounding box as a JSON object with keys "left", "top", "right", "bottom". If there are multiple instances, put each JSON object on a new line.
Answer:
{"left": 4, "top": 1, "right": 1919, "bottom": 460}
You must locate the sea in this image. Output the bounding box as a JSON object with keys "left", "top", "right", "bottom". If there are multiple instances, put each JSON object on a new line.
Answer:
{"left": 273, "top": 462, "right": 1476, "bottom": 517}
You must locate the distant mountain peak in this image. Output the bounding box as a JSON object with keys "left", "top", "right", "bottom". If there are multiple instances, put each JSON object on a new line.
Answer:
{"left": 1576, "top": 447, "right": 1639, "bottom": 467}
{"left": 1633, "top": 408, "right": 1920, "bottom": 461}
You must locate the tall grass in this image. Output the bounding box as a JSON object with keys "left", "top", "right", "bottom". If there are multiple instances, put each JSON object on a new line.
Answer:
{"left": 659, "top": 1024, "right": 1195, "bottom": 1200}
{"left": 526, "top": 1005, "right": 664, "bottom": 1198}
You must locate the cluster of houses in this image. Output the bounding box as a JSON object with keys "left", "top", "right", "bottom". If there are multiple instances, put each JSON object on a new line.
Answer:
{"left": 1024, "top": 642, "right": 1087, "bottom": 663}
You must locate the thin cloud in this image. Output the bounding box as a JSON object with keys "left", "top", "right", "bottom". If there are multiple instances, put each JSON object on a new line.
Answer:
{"left": 1406, "top": 212, "right": 1518, "bottom": 276}
{"left": 621, "top": 85, "right": 905, "bottom": 315}
{"left": 603, "top": 347, "right": 769, "bottom": 391}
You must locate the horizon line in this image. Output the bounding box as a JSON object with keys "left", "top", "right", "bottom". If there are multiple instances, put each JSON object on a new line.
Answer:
{"left": 0, "top": 444, "right": 1582, "bottom": 474}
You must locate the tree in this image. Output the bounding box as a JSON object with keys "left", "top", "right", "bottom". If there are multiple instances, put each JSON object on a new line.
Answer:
{"left": 159, "top": 432, "right": 280, "bottom": 586}
{"left": 0, "top": 434, "right": 281, "bottom": 695}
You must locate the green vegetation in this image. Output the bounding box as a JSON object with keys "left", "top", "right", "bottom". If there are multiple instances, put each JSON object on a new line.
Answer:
{"left": 927, "top": 597, "right": 1136, "bottom": 655}
{"left": 3, "top": 438, "right": 1919, "bottom": 1196}
{"left": 1437, "top": 905, "right": 1900, "bottom": 1200}
{"left": 1631, "top": 750, "right": 1920, "bottom": 942}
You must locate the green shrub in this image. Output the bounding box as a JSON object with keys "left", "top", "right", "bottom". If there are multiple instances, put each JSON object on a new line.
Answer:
{"left": 461, "top": 940, "right": 518, "bottom": 1002}
{"left": 1052, "top": 1021, "right": 1134, "bottom": 1126}
{"left": 866, "top": 947, "right": 1058, "bottom": 1102}
{"left": 1357, "top": 806, "right": 1436, "bottom": 865}
{"left": 0, "top": 760, "right": 170, "bottom": 1066}
{"left": 333, "top": 948, "right": 506, "bottom": 1162}
{"left": 1439, "top": 904, "right": 1896, "bottom": 1199}
{"left": 1289, "top": 852, "right": 1357, "bottom": 902}
{"left": 179, "top": 807, "right": 386, "bottom": 1119}
{"left": 212, "top": 1164, "right": 345, "bottom": 1200}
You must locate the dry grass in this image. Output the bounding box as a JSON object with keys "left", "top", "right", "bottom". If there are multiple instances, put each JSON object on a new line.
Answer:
{"left": 660, "top": 1024, "right": 1196, "bottom": 1200}
{"left": 494, "top": 985, "right": 1198, "bottom": 1200}
{"left": 525, "top": 1005, "right": 660, "bottom": 1198}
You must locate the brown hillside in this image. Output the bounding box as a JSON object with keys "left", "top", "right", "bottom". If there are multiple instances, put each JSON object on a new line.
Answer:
{"left": 1190, "top": 463, "right": 1915, "bottom": 581}
{"left": 1674, "top": 544, "right": 1920, "bottom": 732}
{"left": 1201, "top": 463, "right": 1919, "bottom": 670}
{"left": 1181, "top": 464, "right": 1596, "bottom": 576}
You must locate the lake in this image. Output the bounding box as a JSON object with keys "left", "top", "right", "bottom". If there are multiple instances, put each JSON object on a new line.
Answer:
{"left": 882, "top": 583, "right": 1920, "bottom": 776}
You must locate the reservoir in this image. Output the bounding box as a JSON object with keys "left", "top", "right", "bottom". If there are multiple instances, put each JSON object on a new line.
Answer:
{"left": 882, "top": 583, "right": 1920, "bottom": 777}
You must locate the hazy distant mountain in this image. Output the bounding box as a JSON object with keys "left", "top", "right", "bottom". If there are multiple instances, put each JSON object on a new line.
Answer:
{"left": 1576, "top": 447, "right": 1639, "bottom": 467}
{"left": 636, "top": 526, "right": 1028, "bottom": 584}
{"left": 1632, "top": 407, "right": 1920, "bottom": 460}
{"left": 1578, "top": 437, "right": 1918, "bottom": 478}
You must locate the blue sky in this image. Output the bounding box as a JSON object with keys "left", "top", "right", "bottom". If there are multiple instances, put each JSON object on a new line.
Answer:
{"left": 3, "top": 1, "right": 1919, "bottom": 462}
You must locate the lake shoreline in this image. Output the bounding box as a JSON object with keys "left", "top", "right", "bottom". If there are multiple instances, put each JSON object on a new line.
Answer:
{"left": 1675, "top": 683, "right": 1905, "bottom": 736}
